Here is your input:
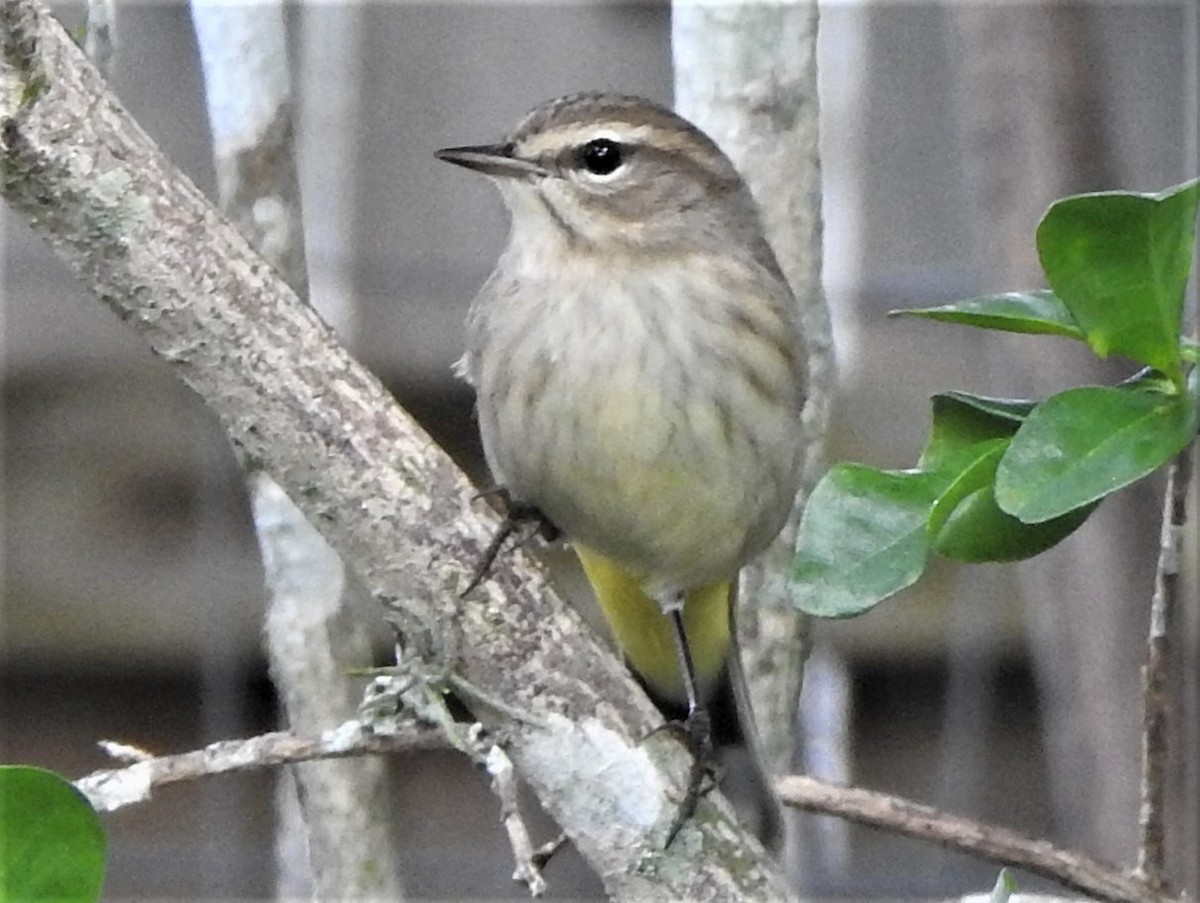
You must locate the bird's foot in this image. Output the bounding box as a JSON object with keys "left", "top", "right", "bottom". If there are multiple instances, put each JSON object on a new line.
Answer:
{"left": 461, "top": 487, "right": 559, "bottom": 596}
{"left": 655, "top": 708, "right": 719, "bottom": 847}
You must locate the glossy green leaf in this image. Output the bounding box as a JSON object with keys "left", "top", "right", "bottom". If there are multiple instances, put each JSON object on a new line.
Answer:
{"left": 0, "top": 766, "right": 105, "bottom": 903}
{"left": 1037, "top": 179, "right": 1200, "bottom": 384}
{"left": 1120, "top": 367, "right": 1182, "bottom": 394}
{"left": 919, "top": 394, "right": 1027, "bottom": 472}
{"left": 939, "top": 392, "right": 1039, "bottom": 424}
{"left": 996, "top": 382, "right": 1199, "bottom": 523}
{"left": 934, "top": 484, "right": 1098, "bottom": 562}
{"left": 892, "top": 291, "right": 1084, "bottom": 339}
{"left": 926, "top": 444, "right": 1000, "bottom": 533}
{"left": 793, "top": 465, "right": 945, "bottom": 618}
{"left": 918, "top": 394, "right": 1097, "bottom": 560}
{"left": 918, "top": 395, "right": 1018, "bottom": 540}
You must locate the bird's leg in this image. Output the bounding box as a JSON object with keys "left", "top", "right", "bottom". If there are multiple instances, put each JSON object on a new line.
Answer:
{"left": 461, "top": 487, "right": 559, "bottom": 596}
{"left": 663, "top": 601, "right": 718, "bottom": 846}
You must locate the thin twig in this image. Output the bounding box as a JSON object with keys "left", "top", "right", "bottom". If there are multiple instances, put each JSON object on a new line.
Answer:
{"left": 486, "top": 745, "right": 548, "bottom": 897}
{"left": 1137, "top": 447, "right": 1193, "bottom": 889}
{"left": 776, "top": 774, "right": 1179, "bottom": 902}
{"left": 532, "top": 833, "right": 569, "bottom": 869}
{"left": 366, "top": 670, "right": 554, "bottom": 897}
{"left": 76, "top": 720, "right": 449, "bottom": 814}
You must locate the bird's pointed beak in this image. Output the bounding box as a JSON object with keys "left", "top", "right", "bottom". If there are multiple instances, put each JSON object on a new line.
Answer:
{"left": 435, "top": 144, "right": 549, "bottom": 179}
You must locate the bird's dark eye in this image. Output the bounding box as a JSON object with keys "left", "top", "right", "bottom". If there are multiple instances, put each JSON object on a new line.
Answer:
{"left": 577, "top": 138, "right": 624, "bottom": 176}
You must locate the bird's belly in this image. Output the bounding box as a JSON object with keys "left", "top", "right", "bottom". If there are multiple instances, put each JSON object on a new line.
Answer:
{"left": 487, "top": 365, "right": 794, "bottom": 593}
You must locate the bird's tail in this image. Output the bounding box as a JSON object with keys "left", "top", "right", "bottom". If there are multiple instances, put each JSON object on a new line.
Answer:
{"left": 573, "top": 543, "right": 783, "bottom": 849}
{"left": 571, "top": 544, "right": 731, "bottom": 704}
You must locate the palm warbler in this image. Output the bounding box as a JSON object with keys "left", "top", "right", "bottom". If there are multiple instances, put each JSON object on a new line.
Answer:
{"left": 438, "top": 92, "right": 805, "bottom": 839}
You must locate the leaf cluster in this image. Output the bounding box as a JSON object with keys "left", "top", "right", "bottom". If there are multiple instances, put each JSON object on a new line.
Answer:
{"left": 794, "top": 179, "right": 1200, "bottom": 617}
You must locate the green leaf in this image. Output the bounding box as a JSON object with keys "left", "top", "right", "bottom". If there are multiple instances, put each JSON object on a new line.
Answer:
{"left": 919, "top": 394, "right": 1029, "bottom": 472}
{"left": 892, "top": 291, "right": 1085, "bottom": 340}
{"left": 793, "top": 465, "right": 945, "bottom": 618}
{"left": 934, "top": 484, "right": 1098, "bottom": 562}
{"left": 920, "top": 394, "right": 1096, "bottom": 561}
{"left": 926, "top": 442, "right": 1006, "bottom": 538}
{"left": 1037, "top": 179, "right": 1200, "bottom": 384}
{"left": 939, "top": 392, "right": 1039, "bottom": 425}
{"left": 918, "top": 395, "right": 1022, "bottom": 540}
{"left": 996, "top": 381, "right": 1199, "bottom": 523}
{"left": 1183, "top": 339, "right": 1200, "bottom": 364}
{"left": 0, "top": 766, "right": 105, "bottom": 903}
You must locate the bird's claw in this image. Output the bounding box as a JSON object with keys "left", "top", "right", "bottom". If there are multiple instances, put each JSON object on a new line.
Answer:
{"left": 461, "top": 488, "right": 559, "bottom": 596}
{"left": 658, "top": 708, "right": 719, "bottom": 847}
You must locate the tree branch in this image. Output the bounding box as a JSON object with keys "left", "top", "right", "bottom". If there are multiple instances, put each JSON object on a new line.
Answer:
{"left": 486, "top": 745, "right": 550, "bottom": 898}
{"left": 1137, "top": 446, "right": 1193, "bottom": 889}
{"left": 76, "top": 720, "right": 449, "bottom": 813}
{"left": 0, "top": 0, "right": 782, "bottom": 896}
{"left": 776, "top": 774, "right": 1180, "bottom": 902}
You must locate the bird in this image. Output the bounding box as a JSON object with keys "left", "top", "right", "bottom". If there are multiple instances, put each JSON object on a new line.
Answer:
{"left": 437, "top": 92, "right": 806, "bottom": 843}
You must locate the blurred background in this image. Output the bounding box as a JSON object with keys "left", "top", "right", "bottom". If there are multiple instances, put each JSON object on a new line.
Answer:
{"left": 2, "top": 1, "right": 1197, "bottom": 899}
